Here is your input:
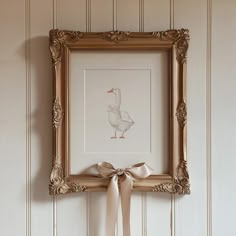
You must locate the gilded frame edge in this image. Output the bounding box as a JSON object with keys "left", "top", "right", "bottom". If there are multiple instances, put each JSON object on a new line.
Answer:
{"left": 49, "top": 29, "right": 190, "bottom": 195}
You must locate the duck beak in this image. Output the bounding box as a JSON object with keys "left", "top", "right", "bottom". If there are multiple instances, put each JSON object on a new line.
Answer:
{"left": 107, "top": 89, "right": 113, "bottom": 93}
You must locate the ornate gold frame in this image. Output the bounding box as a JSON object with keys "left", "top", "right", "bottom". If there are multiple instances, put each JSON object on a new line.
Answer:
{"left": 49, "top": 29, "right": 190, "bottom": 195}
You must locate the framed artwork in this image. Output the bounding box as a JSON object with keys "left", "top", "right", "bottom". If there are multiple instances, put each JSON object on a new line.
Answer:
{"left": 49, "top": 29, "right": 190, "bottom": 195}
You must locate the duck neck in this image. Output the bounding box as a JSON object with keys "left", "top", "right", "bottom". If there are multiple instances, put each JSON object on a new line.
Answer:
{"left": 115, "top": 90, "right": 121, "bottom": 107}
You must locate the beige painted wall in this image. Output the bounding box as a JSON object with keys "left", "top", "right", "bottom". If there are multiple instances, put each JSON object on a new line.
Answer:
{"left": 0, "top": 0, "right": 235, "bottom": 235}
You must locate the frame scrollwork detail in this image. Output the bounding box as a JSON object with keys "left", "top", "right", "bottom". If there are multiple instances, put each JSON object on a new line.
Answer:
{"left": 152, "top": 160, "right": 190, "bottom": 194}
{"left": 49, "top": 162, "right": 87, "bottom": 195}
{"left": 102, "top": 31, "right": 130, "bottom": 42}
{"left": 52, "top": 98, "right": 63, "bottom": 129}
{"left": 49, "top": 29, "right": 84, "bottom": 65}
{"left": 152, "top": 29, "right": 189, "bottom": 64}
{"left": 176, "top": 101, "right": 187, "bottom": 128}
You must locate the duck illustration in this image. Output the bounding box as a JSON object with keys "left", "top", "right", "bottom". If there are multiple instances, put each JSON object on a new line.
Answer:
{"left": 107, "top": 88, "right": 135, "bottom": 139}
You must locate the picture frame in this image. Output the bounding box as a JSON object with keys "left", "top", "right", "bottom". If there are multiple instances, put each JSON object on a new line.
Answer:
{"left": 49, "top": 29, "right": 190, "bottom": 195}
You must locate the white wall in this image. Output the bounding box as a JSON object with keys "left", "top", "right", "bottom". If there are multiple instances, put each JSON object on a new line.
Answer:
{"left": 0, "top": 0, "right": 235, "bottom": 235}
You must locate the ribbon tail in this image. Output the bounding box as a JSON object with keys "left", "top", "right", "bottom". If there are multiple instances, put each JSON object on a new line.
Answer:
{"left": 106, "top": 175, "right": 119, "bottom": 236}
{"left": 97, "top": 162, "right": 153, "bottom": 236}
{"left": 120, "top": 175, "right": 133, "bottom": 236}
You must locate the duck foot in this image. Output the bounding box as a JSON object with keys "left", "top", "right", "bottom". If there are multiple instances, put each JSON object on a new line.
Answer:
{"left": 110, "top": 136, "right": 117, "bottom": 139}
{"left": 120, "top": 136, "right": 125, "bottom": 139}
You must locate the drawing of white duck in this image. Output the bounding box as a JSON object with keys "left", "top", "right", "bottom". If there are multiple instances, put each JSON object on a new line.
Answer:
{"left": 107, "top": 88, "right": 135, "bottom": 139}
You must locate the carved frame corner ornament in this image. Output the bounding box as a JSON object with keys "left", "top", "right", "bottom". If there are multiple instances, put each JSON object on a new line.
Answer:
{"left": 52, "top": 98, "right": 63, "bottom": 129}
{"left": 152, "top": 28, "right": 189, "bottom": 64}
{"left": 152, "top": 160, "right": 190, "bottom": 194}
{"left": 174, "top": 29, "right": 189, "bottom": 64}
{"left": 49, "top": 28, "right": 190, "bottom": 196}
{"left": 176, "top": 101, "right": 187, "bottom": 128}
{"left": 49, "top": 162, "right": 87, "bottom": 195}
{"left": 49, "top": 29, "right": 84, "bottom": 65}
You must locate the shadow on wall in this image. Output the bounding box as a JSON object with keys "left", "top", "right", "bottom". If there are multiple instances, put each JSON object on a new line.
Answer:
{"left": 22, "top": 36, "right": 53, "bottom": 202}
{"left": 23, "top": 36, "right": 84, "bottom": 203}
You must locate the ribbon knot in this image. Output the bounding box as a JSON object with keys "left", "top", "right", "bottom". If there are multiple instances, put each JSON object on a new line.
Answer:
{"left": 97, "top": 162, "right": 153, "bottom": 236}
{"left": 116, "top": 168, "right": 124, "bottom": 176}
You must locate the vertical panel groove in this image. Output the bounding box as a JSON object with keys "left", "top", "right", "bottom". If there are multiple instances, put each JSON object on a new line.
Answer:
{"left": 89, "top": 0, "right": 91, "bottom": 32}
{"left": 171, "top": 194, "right": 175, "bottom": 236}
{"left": 141, "top": 2, "right": 145, "bottom": 234}
{"left": 53, "top": 0, "right": 57, "bottom": 29}
{"left": 140, "top": 1, "right": 145, "bottom": 234}
{"left": 53, "top": 1, "right": 57, "bottom": 236}
{"left": 139, "top": 0, "right": 144, "bottom": 32}
{"left": 86, "top": 1, "right": 91, "bottom": 234}
{"left": 113, "top": 0, "right": 117, "bottom": 31}
{"left": 142, "top": 193, "right": 147, "bottom": 236}
{"left": 25, "top": 0, "right": 31, "bottom": 235}
{"left": 170, "top": 0, "right": 174, "bottom": 29}
{"left": 86, "top": 0, "right": 91, "bottom": 229}
{"left": 86, "top": 0, "right": 91, "bottom": 32}
{"left": 142, "top": 0, "right": 144, "bottom": 31}
{"left": 171, "top": 1, "right": 175, "bottom": 235}
{"left": 86, "top": 0, "right": 88, "bottom": 32}
{"left": 207, "top": 0, "right": 212, "bottom": 236}
{"left": 139, "top": 0, "right": 141, "bottom": 31}
{"left": 53, "top": 196, "right": 57, "bottom": 236}
{"left": 87, "top": 193, "right": 91, "bottom": 236}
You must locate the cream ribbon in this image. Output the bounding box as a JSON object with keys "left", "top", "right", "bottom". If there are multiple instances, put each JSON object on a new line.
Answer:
{"left": 97, "top": 162, "right": 153, "bottom": 236}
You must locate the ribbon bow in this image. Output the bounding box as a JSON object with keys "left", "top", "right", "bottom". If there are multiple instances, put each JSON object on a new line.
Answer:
{"left": 97, "top": 162, "right": 153, "bottom": 236}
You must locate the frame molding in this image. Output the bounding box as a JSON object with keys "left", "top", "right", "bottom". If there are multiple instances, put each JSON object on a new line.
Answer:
{"left": 49, "top": 29, "right": 190, "bottom": 195}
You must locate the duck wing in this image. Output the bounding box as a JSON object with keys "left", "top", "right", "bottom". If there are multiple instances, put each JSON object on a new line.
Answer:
{"left": 120, "top": 111, "right": 134, "bottom": 122}
{"left": 117, "top": 119, "right": 134, "bottom": 132}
